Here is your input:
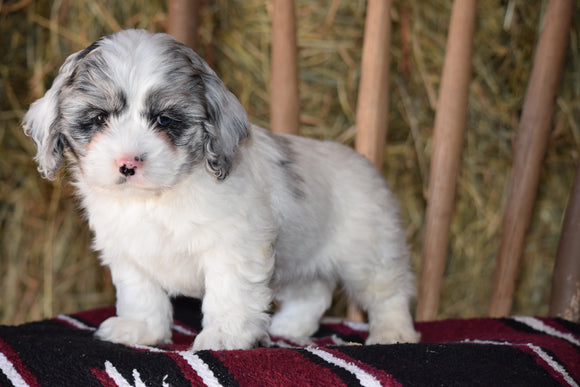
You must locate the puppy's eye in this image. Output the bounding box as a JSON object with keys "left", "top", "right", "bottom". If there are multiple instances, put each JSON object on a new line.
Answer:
{"left": 93, "top": 112, "right": 109, "bottom": 126}
{"left": 156, "top": 115, "right": 174, "bottom": 127}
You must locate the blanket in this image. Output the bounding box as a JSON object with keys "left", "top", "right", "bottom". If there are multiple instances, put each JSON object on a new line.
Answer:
{"left": 1, "top": 297, "right": 578, "bottom": 386}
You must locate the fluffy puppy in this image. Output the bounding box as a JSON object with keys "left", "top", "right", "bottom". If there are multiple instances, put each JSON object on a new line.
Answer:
{"left": 23, "top": 29, "right": 420, "bottom": 351}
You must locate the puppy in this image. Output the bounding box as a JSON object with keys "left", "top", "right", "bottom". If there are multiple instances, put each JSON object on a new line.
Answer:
{"left": 23, "top": 29, "right": 420, "bottom": 351}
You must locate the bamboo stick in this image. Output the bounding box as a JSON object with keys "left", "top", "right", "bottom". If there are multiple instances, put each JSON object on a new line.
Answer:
{"left": 354, "top": 0, "right": 392, "bottom": 170}
{"left": 347, "top": 0, "right": 393, "bottom": 322}
{"left": 550, "top": 162, "right": 580, "bottom": 322}
{"left": 416, "top": 0, "right": 476, "bottom": 322}
{"left": 270, "top": 0, "right": 300, "bottom": 135}
{"left": 489, "top": 0, "right": 574, "bottom": 317}
{"left": 167, "top": 0, "right": 201, "bottom": 50}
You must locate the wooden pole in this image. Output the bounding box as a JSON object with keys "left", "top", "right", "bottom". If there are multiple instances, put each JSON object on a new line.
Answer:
{"left": 354, "top": 0, "right": 392, "bottom": 170}
{"left": 550, "top": 162, "right": 580, "bottom": 322}
{"left": 347, "top": 0, "right": 393, "bottom": 322}
{"left": 416, "top": 0, "right": 476, "bottom": 322}
{"left": 167, "top": 0, "right": 201, "bottom": 50}
{"left": 270, "top": 0, "right": 300, "bottom": 135}
{"left": 489, "top": 0, "right": 573, "bottom": 318}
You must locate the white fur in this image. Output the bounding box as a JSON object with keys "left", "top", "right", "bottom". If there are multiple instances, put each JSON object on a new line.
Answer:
{"left": 22, "top": 29, "right": 420, "bottom": 351}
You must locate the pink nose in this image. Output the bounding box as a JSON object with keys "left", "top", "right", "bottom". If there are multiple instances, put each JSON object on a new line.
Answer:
{"left": 117, "top": 156, "right": 143, "bottom": 177}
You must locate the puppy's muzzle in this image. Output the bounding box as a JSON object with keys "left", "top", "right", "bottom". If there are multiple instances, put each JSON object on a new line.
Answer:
{"left": 118, "top": 156, "right": 143, "bottom": 177}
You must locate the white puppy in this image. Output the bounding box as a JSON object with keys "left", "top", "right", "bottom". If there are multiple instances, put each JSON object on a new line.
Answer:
{"left": 23, "top": 29, "right": 419, "bottom": 351}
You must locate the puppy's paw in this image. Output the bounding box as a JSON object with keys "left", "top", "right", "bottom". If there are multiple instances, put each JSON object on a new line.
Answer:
{"left": 95, "top": 316, "right": 171, "bottom": 346}
{"left": 192, "top": 327, "right": 259, "bottom": 351}
{"left": 366, "top": 324, "right": 420, "bottom": 345}
{"left": 269, "top": 313, "right": 318, "bottom": 338}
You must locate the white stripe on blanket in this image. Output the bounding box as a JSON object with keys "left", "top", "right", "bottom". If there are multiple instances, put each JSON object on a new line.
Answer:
{"left": 177, "top": 350, "right": 223, "bottom": 387}
{"left": 0, "top": 352, "right": 29, "bottom": 387}
{"left": 464, "top": 339, "right": 578, "bottom": 387}
{"left": 513, "top": 316, "right": 580, "bottom": 346}
{"left": 305, "top": 346, "right": 382, "bottom": 387}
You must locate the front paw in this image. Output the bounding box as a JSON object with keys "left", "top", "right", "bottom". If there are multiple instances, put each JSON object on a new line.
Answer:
{"left": 192, "top": 327, "right": 260, "bottom": 351}
{"left": 95, "top": 316, "right": 171, "bottom": 346}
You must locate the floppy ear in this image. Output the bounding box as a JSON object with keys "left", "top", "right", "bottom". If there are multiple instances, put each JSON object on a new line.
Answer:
{"left": 22, "top": 45, "right": 95, "bottom": 180}
{"left": 161, "top": 35, "right": 249, "bottom": 180}
{"left": 200, "top": 72, "right": 249, "bottom": 180}
{"left": 198, "top": 66, "right": 249, "bottom": 180}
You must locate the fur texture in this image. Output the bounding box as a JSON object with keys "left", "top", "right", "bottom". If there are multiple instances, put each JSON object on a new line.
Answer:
{"left": 22, "top": 29, "right": 420, "bottom": 351}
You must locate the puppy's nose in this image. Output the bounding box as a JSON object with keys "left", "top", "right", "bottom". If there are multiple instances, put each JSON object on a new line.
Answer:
{"left": 117, "top": 156, "right": 142, "bottom": 177}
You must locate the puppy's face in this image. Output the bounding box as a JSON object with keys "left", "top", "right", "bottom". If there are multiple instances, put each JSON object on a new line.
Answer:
{"left": 23, "top": 29, "right": 249, "bottom": 195}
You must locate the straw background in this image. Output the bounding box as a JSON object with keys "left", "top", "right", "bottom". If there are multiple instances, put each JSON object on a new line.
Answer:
{"left": 1, "top": 0, "right": 579, "bottom": 325}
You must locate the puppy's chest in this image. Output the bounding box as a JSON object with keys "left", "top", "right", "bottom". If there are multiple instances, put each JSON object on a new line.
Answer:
{"left": 88, "top": 199, "right": 212, "bottom": 294}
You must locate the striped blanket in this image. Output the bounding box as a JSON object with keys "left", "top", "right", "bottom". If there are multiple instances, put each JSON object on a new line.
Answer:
{"left": 1, "top": 297, "right": 578, "bottom": 386}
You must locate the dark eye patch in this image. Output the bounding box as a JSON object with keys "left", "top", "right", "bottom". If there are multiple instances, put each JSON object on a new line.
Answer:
{"left": 61, "top": 82, "right": 127, "bottom": 143}
{"left": 91, "top": 111, "right": 110, "bottom": 126}
{"left": 70, "top": 108, "right": 110, "bottom": 139}
{"left": 144, "top": 77, "right": 206, "bottom": 147}
{"left": 147, "top": 107, "right": 194, "bottom": 145}
{"left": 156, "top": 115, "right": 174, "bottom": 127}
{"left": 81, "top": 107, "right": 113, "bottom": 128}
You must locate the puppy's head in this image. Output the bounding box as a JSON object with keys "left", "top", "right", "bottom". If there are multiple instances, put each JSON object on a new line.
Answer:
{"left": 23, "top": 29, "right": 248, "bottom": 194}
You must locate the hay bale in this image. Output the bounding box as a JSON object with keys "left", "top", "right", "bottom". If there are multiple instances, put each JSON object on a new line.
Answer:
{"left": 1, "top": 0, "right": 578, "bottom": 324}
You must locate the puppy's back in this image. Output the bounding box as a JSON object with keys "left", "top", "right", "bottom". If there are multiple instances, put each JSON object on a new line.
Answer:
{"left": 246, "top": 125, "right": 408, "bottom": 280}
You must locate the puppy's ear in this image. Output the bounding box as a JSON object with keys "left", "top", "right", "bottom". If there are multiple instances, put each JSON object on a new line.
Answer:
{"left": 166, "top": 37, "right": 249, "bottom": 180}
{"left": 199, "top": 68, "right": 249, "bottom": 180}
{"left": 22, "top": 43, "right": 98, "bottom": 180}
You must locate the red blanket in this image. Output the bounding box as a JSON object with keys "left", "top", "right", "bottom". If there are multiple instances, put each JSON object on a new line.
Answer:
{"left": 1, "top": 297, "right": 578, "bottom": 386}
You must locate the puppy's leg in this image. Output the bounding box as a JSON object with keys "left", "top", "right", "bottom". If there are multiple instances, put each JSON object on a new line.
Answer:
{"left": 341, "top": 261, "right": 420, "bottom": 345}
{"left": 192, "top": 247, "right": 273, "bottom": 351}
{"left": 269, "top": 279, "right": 334, "bottom": 338}
{"left": 95, "top": 262, "right": 172, "bottom": 346}
{"left": 364, "top": 293, "right": 420, "bottom": 345}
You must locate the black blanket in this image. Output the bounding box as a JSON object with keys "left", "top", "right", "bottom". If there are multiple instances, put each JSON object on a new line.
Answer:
{"left": 1, "top": 298, "right": 578, "bottom": 386}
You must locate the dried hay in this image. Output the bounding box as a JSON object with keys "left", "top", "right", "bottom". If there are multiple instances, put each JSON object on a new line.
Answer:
{"left": 0, "top": 0, "right": 579, "bottom": 324}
